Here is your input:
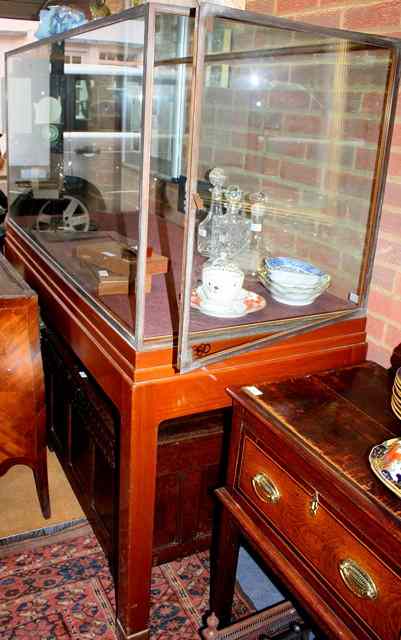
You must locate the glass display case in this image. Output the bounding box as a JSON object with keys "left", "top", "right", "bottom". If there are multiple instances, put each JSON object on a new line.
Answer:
{"left": 6, "top": 1, "right": 401, "bottom": 372}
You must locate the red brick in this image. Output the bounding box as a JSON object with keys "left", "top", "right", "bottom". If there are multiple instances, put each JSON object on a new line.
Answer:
{"left": 380, "top": 207, "right": 401, "bottom": 235}
{"left": 293, "top": 10, "right": 342, "bottom": 27}
{"left": 376, "top": 236, "right": 401, "bottom": 265}
{"left": 213, "top": 148, "right": 244, "bottom": 168}
{"left": 362, "top": 93, "right": 385, "bottom": 114}
{"left": 343, "top": 117, "right": 380, "bottom": 145}
{"left": 343, "top": 1, "right": 401, "bottom": 30}
{"left": 325, "top": 170, "right": 372, "bottom": 199}
{"left": 319, "top": 0, "right": 348, "bottom": 5}
{"left": 335, "top": 225, "right": 366, "bottom": 250}
{"left": 232, "top": 132, "right": 265, "bottom": 151}
{"left": 307, "top": 141, "right": 354, "bottom": 168}
{"left": 371, "top": 262, "right": 396, "bottom": 291}
{"left": 368, "top": 287, "right": 401, "bottom": 319}
{"left": 246, "top": 0, "right": 275, "bottom": 14}
{"left": 385, "top": 322, "right": 401, "bottom": 348}
{"left": 284, "top": 113, "right": 326, "bottom": 136}
{"left": 266, "top": 140, "right": 306, "bottom": 158}
{"left": 245, "top": 154, "right": 264, "bottom": 173}
{"left": 280, "top": 160, "right": 321, "bottom": 186}
{"left": 388, "top": 152, "right": 401, "bottom": 178}
{"left": 295, "top": 238, "right": 312, "bottom": 260}
{"left": 277, "top": 0, "right": 318, "bottom": 14}
{"left": 291, "top": 63, "right": 335, "bottom": 87}
{"left": 355, "top": 148, "right": 377, "bottom": 172}
{"left": 205, "top": 87, "right": 233, "bottom": 106}
{"left": 308, "top": 243, "right": 341, "bottom": 271}
{"left": 395, "top": 271, "right": 401, "bottom": 295}
{"left": 270, "top": 89, "right": 310, "bottom": 110}
{"left": 347, "top": 63, "right": 391, "bottom": 89}
{"left": 264, "top": 157, "right": 280, "bottom": 176}
{"left": 311, "top": 91, "right": 361, "bottom": 114}
{"left": 261, "top": 179, "right": 300, "bottom": 203}
{"left": 383, "top": 179, "right": 401, "bottom": 208}
{"left": 269, "top": 228, "right": 296, "bottom": 251}
{"left": 366, "top": 315, "right": 385, "bottom": 342}
{"left": 262, "top": 112, "right": 283, "bottom": 132}
{"left": 366, "top": 340, "right": 391, "bottom": 367}
{"left": 391, "top": 123, "right": 401, "bottom": 146}
{"left": 341, "top": 253, "right": 361, "bottom": 281}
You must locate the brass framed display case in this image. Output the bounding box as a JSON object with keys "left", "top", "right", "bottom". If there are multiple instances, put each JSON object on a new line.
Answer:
{"left": 4, "top": 3, "right": 401, "bottom": 638}
{"left": 6, "top": 1, "right": 401, "bottom": 373}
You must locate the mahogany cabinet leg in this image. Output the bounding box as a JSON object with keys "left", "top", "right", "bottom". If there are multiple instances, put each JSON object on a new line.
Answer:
{"left": 210, "top": 503, "right": 241, "bottom": 627}
{"left": 33, "top": 451, "right": 51, "bottom": 519}
{"left": 115, "top": 386, "right": 159, "bottom": 640}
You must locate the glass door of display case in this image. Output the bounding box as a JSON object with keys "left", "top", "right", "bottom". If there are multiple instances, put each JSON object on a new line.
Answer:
{"left": 177, "top": 3, "right": 401, "bottom": 372}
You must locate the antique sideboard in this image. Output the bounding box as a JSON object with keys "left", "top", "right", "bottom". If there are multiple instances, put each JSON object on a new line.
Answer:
{"left": 212, "top": 362, "right": 401, "bottom": 639}
{"left": 0, "top": 253, "right": 49, "bottom": 519}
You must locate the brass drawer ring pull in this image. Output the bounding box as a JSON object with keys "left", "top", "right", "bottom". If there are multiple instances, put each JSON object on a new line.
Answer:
{"left": 252, "top": 472, "right": 280, "bottom": 504}
{"left": 339, "top": 559, "right": 378, "bottom": 599}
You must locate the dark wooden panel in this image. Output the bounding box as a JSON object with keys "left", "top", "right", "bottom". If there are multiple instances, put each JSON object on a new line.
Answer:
{"left": 42, "top": 325, "right": 231, "bottom": 566}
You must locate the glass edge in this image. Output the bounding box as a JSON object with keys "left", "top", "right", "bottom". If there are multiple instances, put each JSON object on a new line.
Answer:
{"left": 6, "top": 220, "right": 137, "bottom": 349}
{"left": 201, "top": 2, "right": 401, "bottom": 51}
{"left": 178, "top": 308, "right": 362, "bottom": 373}
{"left": 4, "top": 4, "right": 148, "bottom": 61}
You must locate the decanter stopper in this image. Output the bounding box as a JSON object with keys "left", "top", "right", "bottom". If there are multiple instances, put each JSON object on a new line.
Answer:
{"left": 209, "top": 167, "right": 226, "bottom": 201}
{"left": 249, "top": 191, "right": 268, "bottom": 217}
{"left": 225, "top": 184, "right": 242, "bottom": 211}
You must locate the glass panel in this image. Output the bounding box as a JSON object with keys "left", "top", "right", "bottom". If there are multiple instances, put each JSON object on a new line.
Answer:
{"left": 7, "top": 17, "right": 146, "bottom": 339}
{"left": 182, "top": 14, "right": 393, "bottom": 368}
{"left": 143, "top": 14, "right": 194, "bottom": 342}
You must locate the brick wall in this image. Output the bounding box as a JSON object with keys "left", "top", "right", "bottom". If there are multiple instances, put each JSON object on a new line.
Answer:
{"left": 198, "top": 19, "right": 389, "bottom": 304}
{"left": 245, "top": 0, "right": 401, "bottom": 366}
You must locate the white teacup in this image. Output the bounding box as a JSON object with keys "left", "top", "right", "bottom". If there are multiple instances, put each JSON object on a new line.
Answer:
{"left": 201, "top": 256, "right": 244, "bottom": 306}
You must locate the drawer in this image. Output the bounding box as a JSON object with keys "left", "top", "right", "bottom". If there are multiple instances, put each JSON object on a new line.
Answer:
{"left": 238, "top": 435, "right": 401, "bottom": 639}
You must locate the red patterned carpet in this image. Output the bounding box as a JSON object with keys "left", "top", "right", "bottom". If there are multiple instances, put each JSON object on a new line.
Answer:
{"left": 0, "top": 522, "right": 253, "bottom": 639}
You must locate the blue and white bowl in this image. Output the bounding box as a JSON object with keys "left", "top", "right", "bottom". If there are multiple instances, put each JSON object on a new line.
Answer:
{"left": 265, "top": 257, "right": 327, "bottom": 287}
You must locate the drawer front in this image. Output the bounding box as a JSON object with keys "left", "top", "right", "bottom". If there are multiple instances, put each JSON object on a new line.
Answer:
{"left": 238, "top": 435, "right": 401, "bottom": 639}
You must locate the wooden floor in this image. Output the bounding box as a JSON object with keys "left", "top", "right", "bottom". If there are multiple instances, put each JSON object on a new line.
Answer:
{"left": 0, "top": 450, "right": 84, "bottom": 538}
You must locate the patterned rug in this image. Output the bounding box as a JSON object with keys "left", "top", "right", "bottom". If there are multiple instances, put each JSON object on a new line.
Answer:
{"left": 0, "top": 521, "right": 253, "bottom": 639}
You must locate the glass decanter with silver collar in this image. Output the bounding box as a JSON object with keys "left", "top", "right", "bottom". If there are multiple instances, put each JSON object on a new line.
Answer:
{"left": 210, "top": 184, "right": 249, "bottom": 259}
{"left": 236, "top": 192, "right": 269, "bottom": 275}
{"left": 197, "top": 167, "right": 226, "bottom": 257}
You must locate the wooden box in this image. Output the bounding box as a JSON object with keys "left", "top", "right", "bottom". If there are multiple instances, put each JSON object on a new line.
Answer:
{"left": 75, "top": 240, "right": 168, "bottom": 294}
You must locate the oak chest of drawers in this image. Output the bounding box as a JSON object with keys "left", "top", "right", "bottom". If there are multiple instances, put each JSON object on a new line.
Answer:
{"left": 212, "top": 362, "right": 401, "bottom": 640}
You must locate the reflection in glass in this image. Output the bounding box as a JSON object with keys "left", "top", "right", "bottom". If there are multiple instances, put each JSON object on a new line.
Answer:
{"left": 7, "top": 17, "right": 147, "bottom": 335}
{"left": 191, "top": 15, "right": 392, "bottom": 339}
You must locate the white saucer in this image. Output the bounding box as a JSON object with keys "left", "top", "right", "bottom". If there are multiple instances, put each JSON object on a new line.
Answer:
{"left": 191, "top": 286, "right": 266, "bottom": 318}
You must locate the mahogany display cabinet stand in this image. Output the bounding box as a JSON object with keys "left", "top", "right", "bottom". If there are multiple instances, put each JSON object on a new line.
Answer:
{"left": 212, "top": 362, "right": 401, "bottom": 640}
{"left": 6, "top": 205, "right": 368, "bottom": 640}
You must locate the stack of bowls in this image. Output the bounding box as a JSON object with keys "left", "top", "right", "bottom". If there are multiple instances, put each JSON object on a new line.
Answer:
{"left": 258, "top": 257, "right": 331, "bottom": 306}
{"left": 391, "top": 368, "right": 401, "bottom": 420}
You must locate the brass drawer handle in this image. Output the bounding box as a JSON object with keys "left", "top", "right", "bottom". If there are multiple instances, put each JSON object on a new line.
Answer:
{"left": 339, "top": 559, "right": 378, "bottom": 599}
{"left": 252, "top": 472, "right": 280, "bottom": 504}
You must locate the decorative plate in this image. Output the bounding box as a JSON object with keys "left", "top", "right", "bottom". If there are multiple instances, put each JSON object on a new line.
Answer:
{"left": 191, "top": 287, "right": 266, "bottom": 319}
{"left": 265, "top": 257, "right": 325, "bottom": 277}
{"left": 369, "top": 437, "right": 401, "bottom": 498}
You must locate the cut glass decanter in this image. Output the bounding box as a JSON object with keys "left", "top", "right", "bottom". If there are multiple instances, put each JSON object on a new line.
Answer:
{"left": 197, "top": 167, "right": 226, "bottom": 257}
{"left": 236, "top": 192, "right": 269, "bottom": 275}
{"left": 210, "top": 184, "right": 249, "bottom": 259}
